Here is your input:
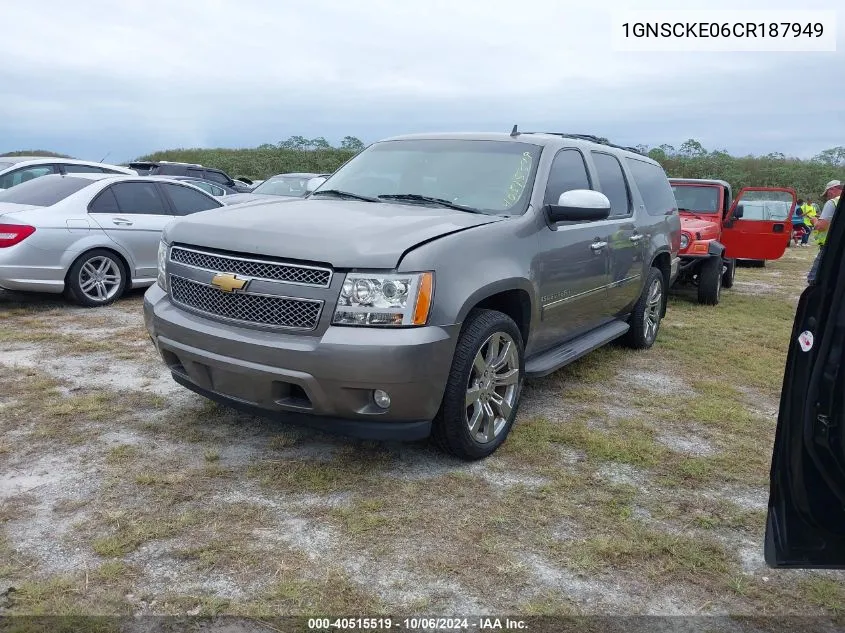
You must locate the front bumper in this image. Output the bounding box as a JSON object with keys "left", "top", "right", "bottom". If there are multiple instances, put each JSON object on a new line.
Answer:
{"left": 143, "top": 284, "right": 459, "bottom": 441}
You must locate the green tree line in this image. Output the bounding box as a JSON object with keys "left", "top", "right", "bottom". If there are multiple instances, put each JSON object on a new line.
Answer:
{"left": 140, "top": 136, "right": 843, "bottom": 200}
{"left": 7, "top": 136, "right": 841, "bottom": 200}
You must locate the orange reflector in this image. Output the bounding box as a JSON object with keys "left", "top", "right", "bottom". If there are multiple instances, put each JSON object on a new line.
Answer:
{"left": 412, "top": 273, "right": 434, "bottom": 325}
{"left": 691, "top": 243, "right": 708, "bottom": 253}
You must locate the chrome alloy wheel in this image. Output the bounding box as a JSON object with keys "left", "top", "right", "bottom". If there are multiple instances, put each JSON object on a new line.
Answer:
{"left": 644, "top": 277, "right": 663, "bottom": 343}
{"left": 465, "top": 331, "right": 520, "bottom": 443}
{"left": 78, "top": 256, "right": 122, "bottom": 302}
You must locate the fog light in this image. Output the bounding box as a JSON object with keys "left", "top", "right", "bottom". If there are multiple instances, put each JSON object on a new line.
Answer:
{"left": 373, "top": 389, "right": 391, "bottom": 409}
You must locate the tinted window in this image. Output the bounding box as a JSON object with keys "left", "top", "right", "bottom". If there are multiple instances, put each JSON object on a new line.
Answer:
{"left": 204, "top": 170, "right": 231, "bottom": 185}
{"left": 89, "top": 187, "right": 120, "bottom": 213}
{"left": 63, "top": 164, "right": 104, "bottom": 174}
{"left": 626, "top": 159, "right": 677, "bottom": 217}
{"left": 591, "top": 152, "right": 631, "bottom": 218}
{"left": 110, "top": 182, "right": 168, "bottom": 214}
{"left": 0, "top": 165, "right": 56, "bottom": 189}
{"left": 160, "top": 183, "right": 222, "bottom": 215}
{"left": 187, "top": 167, "right": 205, "bottom": 179}
{"left": 0, "top": 175, "right": 92, "bottom": 206}
{"left": 543, "top": 149, "right": 591, "bottom": 205}
{"left": 254, "top": 176, "right": 314, "bottom": 197}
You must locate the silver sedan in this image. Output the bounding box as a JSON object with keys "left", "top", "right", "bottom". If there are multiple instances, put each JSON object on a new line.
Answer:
{"left": 0, "top": 173, "right": 224, "bottom": 306}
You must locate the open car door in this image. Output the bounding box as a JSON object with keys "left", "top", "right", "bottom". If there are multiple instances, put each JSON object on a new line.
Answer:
{"left": 766, "top": 194, "right": 845, "bottom": 568}
{"left": 721, "top": 187, "right": 796, "bottom": 261}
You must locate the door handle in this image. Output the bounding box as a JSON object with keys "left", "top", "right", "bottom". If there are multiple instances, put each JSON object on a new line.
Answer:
{"left": 630, "top": 234, "right": 643, "bottom": 243}
{"left": 112, "top": 218, "right": 133, "bottom": 226}
{"left": 590, "top": 241, "right": 608, "bottom": 251}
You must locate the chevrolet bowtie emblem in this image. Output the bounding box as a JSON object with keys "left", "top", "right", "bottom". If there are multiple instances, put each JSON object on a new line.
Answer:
{"left": 211, "top": 272, "right": 249, "bottom": 293}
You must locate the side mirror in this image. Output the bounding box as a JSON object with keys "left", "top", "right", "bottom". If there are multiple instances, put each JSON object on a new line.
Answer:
{"left": 733, "top": 205, "right": 744, "bottom": 219}
{"left": 306, "top": 176, "right": 327, "bottom": 193}
{"left": 547, "top": 190, "right": 611, "bottom": 223}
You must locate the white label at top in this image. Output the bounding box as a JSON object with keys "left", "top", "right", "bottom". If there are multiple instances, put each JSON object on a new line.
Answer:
{"left": 611, "top": 11, "right": 837, "bottom": 52}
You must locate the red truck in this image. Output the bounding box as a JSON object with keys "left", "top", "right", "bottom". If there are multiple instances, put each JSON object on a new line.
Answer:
{"left": 669, "top": 178, "right": 796, "bottom": 305}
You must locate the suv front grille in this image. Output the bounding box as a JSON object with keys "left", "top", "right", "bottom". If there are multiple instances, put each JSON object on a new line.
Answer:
{"left": 170, "top": 246, "right": 332, "bottom": 287}
{"left": 169, "top": 275, "right": 322, "bottom": 330}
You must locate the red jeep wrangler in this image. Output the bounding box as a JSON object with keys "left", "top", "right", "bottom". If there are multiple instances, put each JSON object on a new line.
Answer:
{"left": 669, "top": 178, "right": 796, "bottom": 305}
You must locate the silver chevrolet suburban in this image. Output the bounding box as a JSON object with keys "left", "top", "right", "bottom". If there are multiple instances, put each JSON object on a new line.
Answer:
{"left": 143, "top": 131, "right": 681, "bottom": 459}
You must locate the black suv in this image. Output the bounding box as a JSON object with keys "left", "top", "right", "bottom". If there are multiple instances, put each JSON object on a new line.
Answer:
{"left": 128, "top": 161, "right": 253, "bottom": 193}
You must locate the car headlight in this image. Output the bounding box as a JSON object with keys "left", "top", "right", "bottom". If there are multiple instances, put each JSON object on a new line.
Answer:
{"left": 157, "top": 240, "right": 169, "bottom": 291}
{"left": 333, "top": 272, "right": 434, "bottom": 326}
{"left": 679, "top": 233, "right": 690, "bottom": 250}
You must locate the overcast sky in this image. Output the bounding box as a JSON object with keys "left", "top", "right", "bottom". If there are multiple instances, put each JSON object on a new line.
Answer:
{"left": 1, "top": 0, "right": 842, "bottom": 162}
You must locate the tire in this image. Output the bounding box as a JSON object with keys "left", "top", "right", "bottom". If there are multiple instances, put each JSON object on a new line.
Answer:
{"left": 697, "top": 256, "right": 722, "bottom": 305}
{"left": 722, "top": 258, "right": 736, "bottom": 289}
{"left": 623, "top": 267, "right": 665, "bottom": 350}
{"left": 432, "top": 309, "right": 525, "bottom": 460}
{"left": 65, "top": 249, "right": 128, "bottom": 307}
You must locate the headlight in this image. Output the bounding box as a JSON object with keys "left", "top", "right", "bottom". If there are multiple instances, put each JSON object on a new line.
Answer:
{"left": 333, "top": 272, "right": 434, "bottom": 327}
{"left": 157, "top": 240, "right": 168, "bottom": 291}
{"left": 679, "top": 233, "right": 690, "bottom": 250}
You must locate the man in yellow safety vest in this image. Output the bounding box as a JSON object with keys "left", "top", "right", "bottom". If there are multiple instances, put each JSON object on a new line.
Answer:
{"left": 808, "top": 180, "right": 842, "bottom": 284}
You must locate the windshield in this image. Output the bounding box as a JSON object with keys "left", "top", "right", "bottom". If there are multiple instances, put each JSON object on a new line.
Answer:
{"left": 253, "top": 176, "right": 313, "bottom": 197}
{"left": 315, "top": 139, "right": 542, "bottom": 215}
{"left": 671, "top": 185, "right": 721, "bottom": 214}
{"left": 0, "top": 175, "right": 93, "bottom": 206}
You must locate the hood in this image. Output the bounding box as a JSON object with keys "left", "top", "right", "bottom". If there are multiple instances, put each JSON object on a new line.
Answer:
{"left": 221, "top": 193, "right": 290, "bottom": 205}
{"left": 164, "top": 198, "right": 502, "bottom": 268}
{"left": 680, "top": 212, "right": 721, "bottom": 235}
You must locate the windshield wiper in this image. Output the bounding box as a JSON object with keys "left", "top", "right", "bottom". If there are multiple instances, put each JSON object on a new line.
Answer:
{"left": 309, "top": 189, "right": 381, "bottom": 203}
{"left": 377, "top": 194, "right": 484, "bottom": 214}
{"left": 677, "top": 208, "right": 709, "bottom": 220}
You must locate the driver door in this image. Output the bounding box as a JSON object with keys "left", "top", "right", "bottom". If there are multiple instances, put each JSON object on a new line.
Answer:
{"left": 721, "top": 187, "right": 796, "bottom": 261}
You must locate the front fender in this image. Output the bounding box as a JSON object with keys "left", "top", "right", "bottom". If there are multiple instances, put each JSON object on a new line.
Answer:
{"left": 396, "top": 215, "right": 538, "bottom": 329}
{"left": 708, "top": 240, "right": 726, "bottom": 257}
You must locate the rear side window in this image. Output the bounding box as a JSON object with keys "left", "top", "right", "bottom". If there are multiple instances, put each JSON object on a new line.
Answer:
{"left": 591, "top": 152, "right": 632, "bottom": 218}
{"left": 109, "top": 182, "right": 169, "bottom": 214}
{"left": 187, "top": 168, "right": 205, "bottom": 179}
{"left": 204, "top": 170, "right": 230, "bottom": 185}
{"left": 89, "top": 187, "right": 121, "bottom": 213}
{"left": 64, "top": 164, "right": 104, "bottom": 174}
{"left": 626, "top": 158, "right": 677, "bottom": 217}
{"left": 543, "top": 149, "right": 592, "bottom": 205}
{"left": 160, "top": 183, "right": 222, "bottom": 215}
{"left": 0, "top": 165, "right": 57, "bottom": 189}
{"left": 0, "top": 175, "right": 92, "bottom": 206}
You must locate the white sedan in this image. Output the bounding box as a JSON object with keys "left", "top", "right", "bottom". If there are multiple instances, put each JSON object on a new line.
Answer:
{"left": 0, "top": 156, "right": 136, "bottom": 191}
{"left": 0, "top": 173, "right": 224, "bottom": 306}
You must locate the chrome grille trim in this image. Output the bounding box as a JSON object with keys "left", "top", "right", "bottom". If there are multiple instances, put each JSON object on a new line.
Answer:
{"left": 170, "top": 246, "right": 332, "bottom": 288}
{"left": 169, "top": 275, "right": 323, "bottom": 331}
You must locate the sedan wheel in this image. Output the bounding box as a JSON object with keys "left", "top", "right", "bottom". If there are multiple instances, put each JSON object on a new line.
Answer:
{"left": 66, "top": 249, "right": 127, "bottom": 307}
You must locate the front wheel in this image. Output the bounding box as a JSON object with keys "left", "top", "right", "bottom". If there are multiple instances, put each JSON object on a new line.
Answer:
{"left": 433, "top": 309, "right": 525, "bottom": 460}
{"left": 697, "top": 256, "right": 722, "bottom": 305}
{"left": 623, "top": 267, "right": 665, "bottom": 350}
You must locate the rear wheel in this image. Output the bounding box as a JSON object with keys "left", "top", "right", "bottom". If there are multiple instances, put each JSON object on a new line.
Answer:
{"left": 697, "top": 256, "right": 722, "bottom": 305}
{"left": 623, "top": 267, "right": 664, "bottom": 350}
{"left": 433, "top": 309, "right": 524, "bottom": 460}
{"left": 722, "top": 258, "right": 736, "bottom": 289}
{"left": 66, "top": 249, "right": 127, "bottom": 307}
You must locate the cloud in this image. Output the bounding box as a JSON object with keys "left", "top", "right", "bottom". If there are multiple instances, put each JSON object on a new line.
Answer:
{"left": 1, "top": 0, "right": 842, "bottom": 160}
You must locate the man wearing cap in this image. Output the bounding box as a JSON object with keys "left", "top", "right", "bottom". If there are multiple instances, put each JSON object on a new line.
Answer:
{"left": 807, "top": 179, "right": 842, "bottom": 284}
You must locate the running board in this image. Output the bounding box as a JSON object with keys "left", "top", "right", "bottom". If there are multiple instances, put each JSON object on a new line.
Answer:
{"left": 525, "top": 320, "right": 630, "bottom": 378}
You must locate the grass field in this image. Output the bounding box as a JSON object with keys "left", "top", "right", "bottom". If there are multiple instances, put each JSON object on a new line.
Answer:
{"left": 1, "top": 245, "right": 842, "bottom": 618}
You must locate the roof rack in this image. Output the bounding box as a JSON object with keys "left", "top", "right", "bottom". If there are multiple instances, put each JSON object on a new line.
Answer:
{"left": 512, "top": 128, "right": 645, "bottom": 155}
